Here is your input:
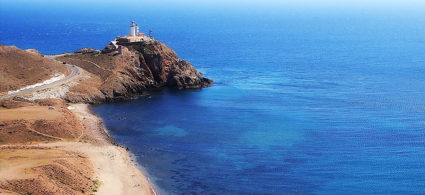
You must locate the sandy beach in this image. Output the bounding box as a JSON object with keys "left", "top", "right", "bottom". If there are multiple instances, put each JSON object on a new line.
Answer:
{"left": 0, "top": 101, "right": 155, "bottom": 195}
{"left": 71, "top": 104, "right": 156, "bottom": 195}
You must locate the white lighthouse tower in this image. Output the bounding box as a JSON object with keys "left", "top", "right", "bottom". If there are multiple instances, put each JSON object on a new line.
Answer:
{"left": 130, "top": 21, "right": 137, "bottom": 37}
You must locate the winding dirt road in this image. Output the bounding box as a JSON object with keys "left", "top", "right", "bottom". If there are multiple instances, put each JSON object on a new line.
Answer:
{"left": 0, "top": 56, "right": 82, "bottom": 99}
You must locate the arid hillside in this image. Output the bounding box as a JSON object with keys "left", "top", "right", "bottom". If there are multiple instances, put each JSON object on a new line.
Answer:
{"left": 0, "top": 45, "right": 69, "bottom": 94}
{"left": 0, "top": 99, "right": 83, "bottom": 144}
{"left": 0, "top": 99, "right": 98, "bottom": 194}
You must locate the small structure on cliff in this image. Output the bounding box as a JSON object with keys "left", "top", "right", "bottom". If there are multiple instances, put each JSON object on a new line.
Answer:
{"left": 130, "top": 20, "right": 138, "bottom": 36}
{"left": 103, "top": 21, "right": 153, "bottom": 53}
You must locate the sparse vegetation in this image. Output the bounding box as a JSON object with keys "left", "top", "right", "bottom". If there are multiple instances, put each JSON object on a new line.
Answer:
{"left": 92, "top": 178, "right": 102, "bottom": 192}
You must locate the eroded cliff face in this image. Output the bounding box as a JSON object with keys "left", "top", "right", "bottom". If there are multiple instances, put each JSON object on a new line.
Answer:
{"left": 60, "top": 40, "right": 212, "bottom": 103}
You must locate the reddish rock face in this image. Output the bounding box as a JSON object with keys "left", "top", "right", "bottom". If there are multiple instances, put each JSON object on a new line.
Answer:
{"left": 62, "top": 40, "right": 213, "bottom": 103}
{"left": 126, "top": 41, "right": 213, "bottom": 89}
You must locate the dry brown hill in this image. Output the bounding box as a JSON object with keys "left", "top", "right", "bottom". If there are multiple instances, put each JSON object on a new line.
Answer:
{"left": 0, "top": 99, "right": 83, "bottom": 144}
{"left": 0, "top": 99, "right": 98, "bottom": 195}
{"left": 0, "top": 45, "right": 69, "bottom": 94}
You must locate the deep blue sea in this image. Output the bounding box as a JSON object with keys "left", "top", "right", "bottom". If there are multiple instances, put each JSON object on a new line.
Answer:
{"left": 2, "top": 1, "right": 425, "bottom": 194}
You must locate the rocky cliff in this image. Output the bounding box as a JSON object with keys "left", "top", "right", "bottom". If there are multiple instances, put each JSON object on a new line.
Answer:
{"left": 59, "top": 39, "right": 212, "bottom": 103}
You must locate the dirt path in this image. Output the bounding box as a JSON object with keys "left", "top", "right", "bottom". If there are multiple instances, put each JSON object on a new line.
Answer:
{"left": 72, "top": 58, "right": 112, "bottom": 72}
{"left": 24, "top": 123, "right": 65, "bottom": 141}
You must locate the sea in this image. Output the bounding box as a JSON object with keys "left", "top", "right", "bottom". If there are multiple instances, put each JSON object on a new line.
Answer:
{"left": 1, "top": 1, "right": 425, "bottom": 194}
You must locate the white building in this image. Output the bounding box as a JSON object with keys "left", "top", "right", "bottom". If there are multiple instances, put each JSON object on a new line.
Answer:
{"left": 103, "top": 21, "right": 152, "bottom": 53}
{"left": 130, "top": 21, "right": 137, "bottom": 37}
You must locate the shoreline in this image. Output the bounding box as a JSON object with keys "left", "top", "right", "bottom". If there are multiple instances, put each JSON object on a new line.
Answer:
{"left": 1, "top": 39, "right": 212, "bottom": 194}
{"left": 127, "top": 150, "right": 161, "bottom": 195}
{"left": 72, "top": 103, "right": 157, "bottom": 195}
{"left": 89, "top": 104, "right": 161, "bottom": 195}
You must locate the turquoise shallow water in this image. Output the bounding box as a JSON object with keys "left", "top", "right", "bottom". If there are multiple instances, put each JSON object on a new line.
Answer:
{"left": 2, "top": 2, "right": 425, "bottom": 194}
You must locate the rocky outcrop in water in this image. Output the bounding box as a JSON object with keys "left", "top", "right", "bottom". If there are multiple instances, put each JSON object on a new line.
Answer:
{"left": 60, "top": 39, "right": 213, "bottom": 103}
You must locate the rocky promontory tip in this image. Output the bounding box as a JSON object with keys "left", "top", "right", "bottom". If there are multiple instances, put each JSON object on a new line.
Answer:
{"left": 119, "top": 39, "right": 213, "bottom": 89}
{"left": 59, "top": 38, "right": 213, "bottom": 103}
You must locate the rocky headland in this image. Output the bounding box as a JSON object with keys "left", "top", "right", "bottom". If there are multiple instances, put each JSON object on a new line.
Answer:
{"left": 0, "top": 39, "right": 212, "bottom": 194}
{"left": 58, "top": 39, "right": 212, "bottom": 103}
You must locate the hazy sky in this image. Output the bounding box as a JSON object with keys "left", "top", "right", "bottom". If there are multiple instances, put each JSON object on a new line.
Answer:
{"left": 2, "top": 0, "right": 425, "bottom": 16}
{"left": 4, "top": 0, "right": 425, "bottom": 8}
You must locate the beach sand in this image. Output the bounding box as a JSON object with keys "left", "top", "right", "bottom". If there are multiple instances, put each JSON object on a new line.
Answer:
{"left": 71, "top": 104, "right": 156, "bottom": 195}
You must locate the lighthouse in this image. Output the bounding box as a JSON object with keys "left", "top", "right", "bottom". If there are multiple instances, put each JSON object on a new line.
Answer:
{"left": 104, "top": 20, "right": 151, "bottom": 53}
{"left": 130, "top": 21, "right": 137, "bottom": 37}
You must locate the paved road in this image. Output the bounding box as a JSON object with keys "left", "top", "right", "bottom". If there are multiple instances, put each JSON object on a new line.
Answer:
{"left": 0, "top": 56, "right": 81, "bottom": 100}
